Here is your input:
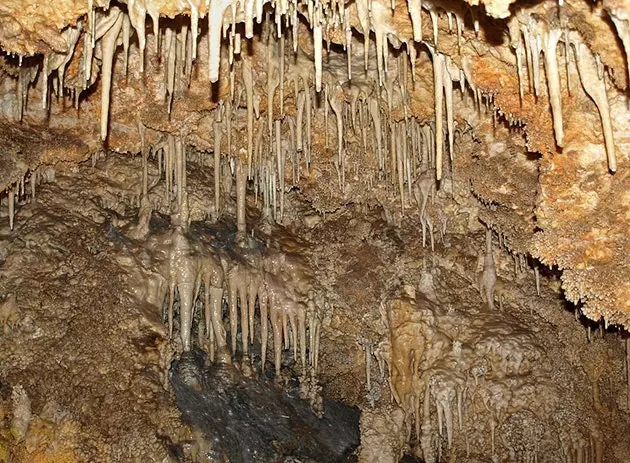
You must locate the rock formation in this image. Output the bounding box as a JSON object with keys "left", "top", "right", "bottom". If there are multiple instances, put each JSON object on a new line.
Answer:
{"left": 0, "top": 0, "right": 629, "bottom": 460}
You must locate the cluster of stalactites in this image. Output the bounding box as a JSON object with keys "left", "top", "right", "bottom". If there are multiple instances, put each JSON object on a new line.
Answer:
{"left": 3, "top": 0, "right": 516, "bottom": 184}
{"left": 2, "top": 167, "right": 56, "bottom": 231}
{"left": 4, "top": 0, "right": 624, "bottom": 232}
{"left": 141, "top": 132, "right": 320, "bottom": 374}
{"left": 161, "top": 222, "right": 322, "bottom": 376}
{"left": 508, "top": 16, "right": 617, "bottom": 172}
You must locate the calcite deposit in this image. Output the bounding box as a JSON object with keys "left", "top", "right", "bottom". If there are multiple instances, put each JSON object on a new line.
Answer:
{"left": 0, "top": 0, "right": 629, "bottom": 460}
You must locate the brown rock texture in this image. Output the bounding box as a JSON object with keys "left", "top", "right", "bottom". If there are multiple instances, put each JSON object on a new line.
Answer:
{"left": 0, "top": 0, "right": 629, "bottom": 460}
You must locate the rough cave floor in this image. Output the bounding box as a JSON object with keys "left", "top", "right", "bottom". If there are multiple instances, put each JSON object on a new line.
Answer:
{"left": 0, "top": 153, "right": 628, "bottom": 461}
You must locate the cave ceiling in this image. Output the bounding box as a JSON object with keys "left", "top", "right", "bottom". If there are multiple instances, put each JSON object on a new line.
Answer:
{"left": 0, "top": 0, "right": 628, "bottom": 334}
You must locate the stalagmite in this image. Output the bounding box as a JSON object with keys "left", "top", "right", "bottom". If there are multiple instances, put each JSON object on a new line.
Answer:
{"left": 100, "top": 10, "right": 124, "bottom": 141}
{"left": 544, "top": 29, "right": 564, "bottom": 147}
{"left": 574, "top": 41, "right": 617, "bottom": 172}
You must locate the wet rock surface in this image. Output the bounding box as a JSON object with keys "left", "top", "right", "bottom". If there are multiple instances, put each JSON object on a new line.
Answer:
{"left": 172, "top": 350, "right": 360, "bottom": 462}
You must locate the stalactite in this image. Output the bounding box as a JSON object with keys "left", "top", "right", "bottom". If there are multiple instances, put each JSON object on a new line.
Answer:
{"left": 165, "top": 27, "right": 176, "bottom": 113}
{"left": 214, "top": 117, "right": 223, "bottom": 216}
{"left": 573, "top": 39, "right": 616, "bottom": 172}
{"left": 433, "top": 51, "right": 445, "bottom": 181}
{"left": 529, "top": 22, "right": 541, "bottom": 97}
{"left": 408, "top": 0, "right": 422, "bottom": 41}
{"left": 369, "top": 98, "right": 383, "bottom": 171}
{"left": 443, "top": 59, "right": 454, "bottom": 163}
{"left": 279, "top": 35, "right": 285, "bottom": 116}
{"left": 100, "top": 10, "right": 124, "bottom": 141}
{"left": 122, "top": 14, "right": 131, "bottom": 77}
{"left": 610, "top": 11, "right": 630, "bottom": 96}
{"left": 515, "top": 40, "right": 525, "bottom": 102}
{"left": 8, "top": 188, "right": 15, "bottom": 230}
{"left": 357, "top": 0, "right": 370, "bottom": 71}
{"left": 544, "top": 29, "right": 564, "bottom": 147}
{"left": 128, "top": 0, "right": 147, "bottom": 71}
{"left": 189, "top": 0, "right": 200, "bottom": 60}
{"left": 208, "top": 0, "right": 229, "bottom": 82}
{"left": 296, "top": 86, "right": 305, "bottom": 154}
{"left": 303, "top": 79, "right": 312, "bottom": 171}
{"left": 243, "top": 59, "right": 254, "bottom": 174}
{"left": 236, "top": 160, "right": 247, "bottom": 236}
{"left": 329, "top": 86, "right": 344, "bottom": 190}
{"left": 430, "top": 9, "right": 438, "bottom": 46}
{"left": 314, "top": 16, "right": 323, "bottom": 92}
{"left": 42, "top": 55, "right": 49, "bottom": 110}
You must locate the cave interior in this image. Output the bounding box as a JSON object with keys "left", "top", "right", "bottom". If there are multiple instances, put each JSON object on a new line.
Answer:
{"left": 0, "top": 0, "right": 630, "bottom": 461}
